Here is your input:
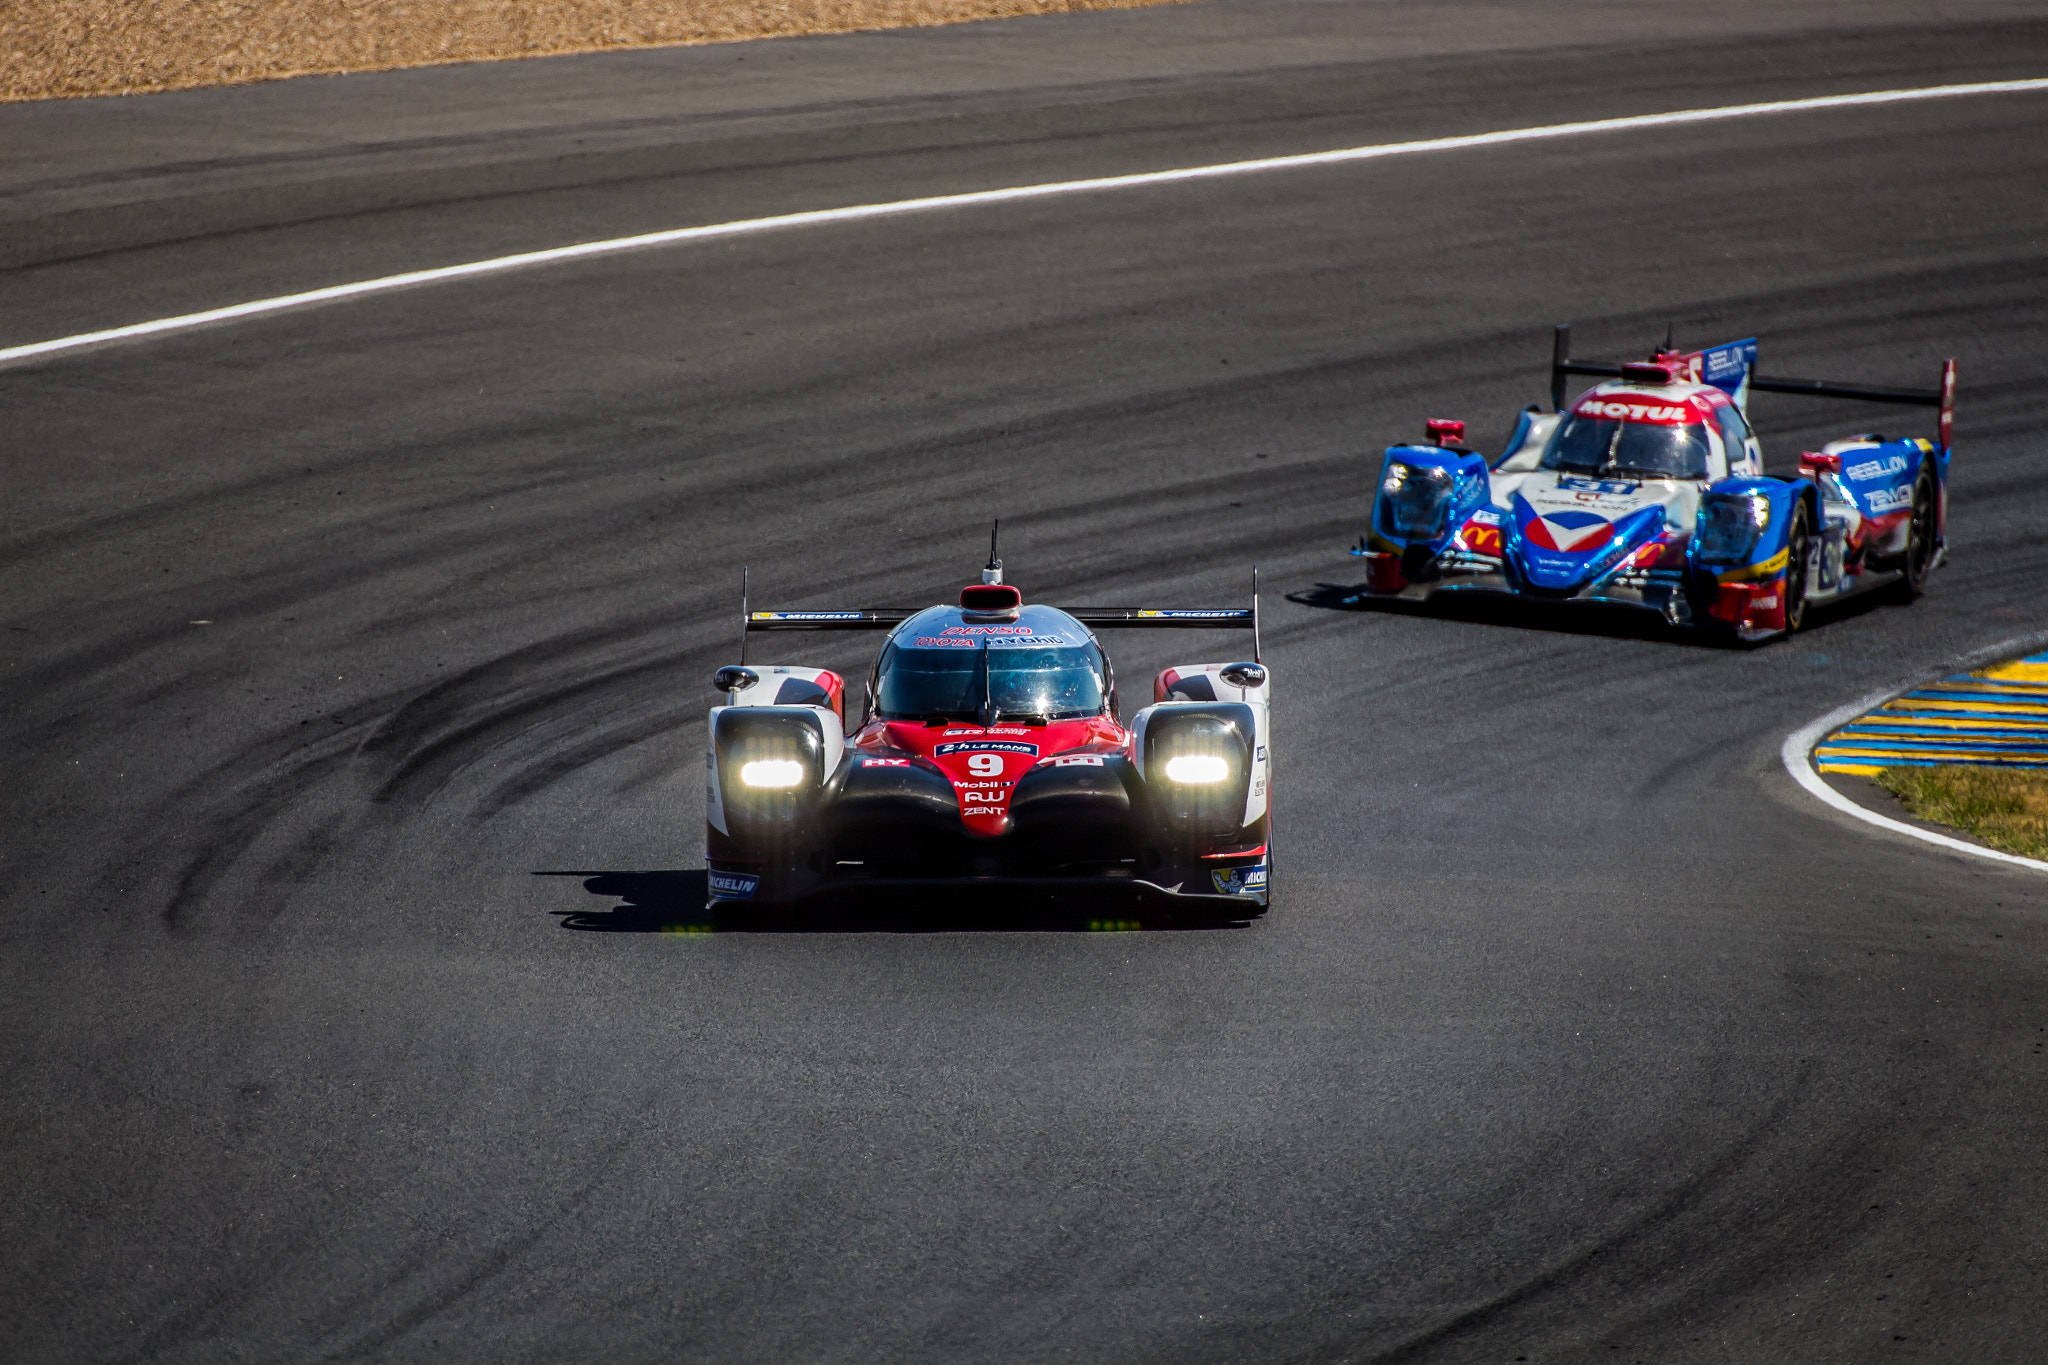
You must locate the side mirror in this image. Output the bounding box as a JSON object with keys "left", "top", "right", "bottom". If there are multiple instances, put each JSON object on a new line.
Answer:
{"left": 1218, "top": 662, "right": 1267, "bottom": 690}
{"left": 714, "top": 665, "right": 759, "bottom": 694}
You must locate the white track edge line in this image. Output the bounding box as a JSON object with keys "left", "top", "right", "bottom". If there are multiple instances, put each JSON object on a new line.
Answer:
{"left": 1780, "top": 628, "right": 2048, "bottom": 875}
{"left": 7, "top": 75, "right": 2048, "bottom": 367}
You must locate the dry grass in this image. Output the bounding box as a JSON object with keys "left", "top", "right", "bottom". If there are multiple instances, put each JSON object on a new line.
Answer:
{"left": 1876, "top": 765, "right": 2048, "bottom": 861}
{"left": 3, "top": 0, "right": 1183, "bottom": 102}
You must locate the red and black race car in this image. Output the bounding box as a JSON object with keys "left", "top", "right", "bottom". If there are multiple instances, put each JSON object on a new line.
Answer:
{"left": 704, "top": 544, "right": 1272, "bottom": 919}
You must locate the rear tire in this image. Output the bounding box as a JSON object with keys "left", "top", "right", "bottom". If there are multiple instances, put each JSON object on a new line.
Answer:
{"left": 1894, "top": 468, "right": 1938, "bottom": 602}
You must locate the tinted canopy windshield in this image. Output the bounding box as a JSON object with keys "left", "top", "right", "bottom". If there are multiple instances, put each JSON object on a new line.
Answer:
{"left": 1541, "top": 414, "right": 1712, "bottom": 480}
{"left": 877, "top": 641, "right": 1107, "bottom": 722}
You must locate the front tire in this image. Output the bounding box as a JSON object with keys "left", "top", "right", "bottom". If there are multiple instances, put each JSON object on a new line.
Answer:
{"left": 1780, "top": 502, "right": 1812, "bottom": 635}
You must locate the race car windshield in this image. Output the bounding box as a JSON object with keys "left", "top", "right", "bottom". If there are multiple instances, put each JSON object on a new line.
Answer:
{"left": 876, "top": 642, "right": 1107, "bottom": 722}
{"left": 1541, "top": 415, "right": 1712, "bottom": 480}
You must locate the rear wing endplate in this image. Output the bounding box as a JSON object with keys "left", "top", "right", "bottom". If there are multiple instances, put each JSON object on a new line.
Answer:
{"left": 1549, "top": 323, "right": 1955, "bottom": 448}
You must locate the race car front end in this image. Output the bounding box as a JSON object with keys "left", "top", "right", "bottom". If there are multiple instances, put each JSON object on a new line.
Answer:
{"left": 1344, "top": 328, "right": 1957, "bottom": 641}
{"left": 702, "top": 560, "right": 1273, "bottom": 919}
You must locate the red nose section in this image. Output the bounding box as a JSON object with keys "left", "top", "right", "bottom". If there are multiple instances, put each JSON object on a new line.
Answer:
{"left": 926, "top": 738, "right": 1035, "bottom": 835}
{"left": 873, "top": 717, "right": 1126, "bottom": 836}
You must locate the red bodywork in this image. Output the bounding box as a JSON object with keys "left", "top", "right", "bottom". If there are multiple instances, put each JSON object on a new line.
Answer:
{"left": 848, "top": 715, "right": 1128, "bottom": 837}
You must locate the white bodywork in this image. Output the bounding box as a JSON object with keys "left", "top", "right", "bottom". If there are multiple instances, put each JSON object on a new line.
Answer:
{"left": 1133, "top": 661, "right": 1272, "bottom": 828}
{"left": 706, "top": 666, "right": 846, "bottom": 837}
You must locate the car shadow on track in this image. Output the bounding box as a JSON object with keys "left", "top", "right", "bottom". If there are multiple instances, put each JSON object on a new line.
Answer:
{"left": 1289, "top": 579, "right": 1893, "bottom": 645}
{"left": 537, "top": 870, "right": 1249, "bottom": 933}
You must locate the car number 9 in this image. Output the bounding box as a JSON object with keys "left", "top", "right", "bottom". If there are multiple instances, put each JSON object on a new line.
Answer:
{"left": 968, "top": 753, "right": 1003, "bottom": 776}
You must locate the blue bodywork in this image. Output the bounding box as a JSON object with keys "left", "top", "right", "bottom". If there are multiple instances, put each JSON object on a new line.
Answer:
{"left": 1350, "top": 332, "right": 1949, "bottom": 640}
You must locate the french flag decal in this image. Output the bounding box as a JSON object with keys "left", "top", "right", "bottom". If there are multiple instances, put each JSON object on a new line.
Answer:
{"left": 1520, "top": 507, "right": 1616, "bottom": 554}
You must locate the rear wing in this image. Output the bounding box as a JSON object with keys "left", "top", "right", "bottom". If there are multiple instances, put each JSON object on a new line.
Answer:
{"left": 738, "top": 570, "right": 1263, "bottom": 661}
{"left": 1549, "top": 323, "right": 1955, "bottom": 449}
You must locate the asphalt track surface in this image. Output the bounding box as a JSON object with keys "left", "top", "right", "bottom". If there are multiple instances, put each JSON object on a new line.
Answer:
{"left": 7, "top": 3, "right": 2048, "bottom": 1360}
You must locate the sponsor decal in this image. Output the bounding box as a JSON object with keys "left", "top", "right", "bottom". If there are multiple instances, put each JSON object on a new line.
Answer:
{"left": 1698, "top": 338, "right": 1757, "bottom": 398}
{"left": 962, "top": 791, "right": 1003, "bottom": 803}
{"left": 1846, "top": 454, "right": 1909, "bottom": 482}
{"left": 1552, "top": 476, "right": 1643, "bottom": 498}
{"left": 709, "top": 870, "right": 759, "bottom": 900}
{"left": 1574, "top": 400, "right": 1693, "bottom": 423}
{"left": 1702, "top": 343, "right": 1749, "bottom": 383}
{"left": 756, "top": 611, "right": 861, "bottom": 621}
{"left": 1255, "top": 746, "right": 1266, "bottom": 762}
{"left": 1522, "top": 508, "right": 1616, "bottom": 554}
{"left": 1460, "top": 523, "right": 1504, "bottom": 557}
{"left": 1753, "top": 594, "right": 1778, "bottom": 610}
{"left": 962, "top": 806, "right": 1003, "bottom": 817}
{"left": 1047, "top": 754, "right": 1106, "bottom": 767}
{"left": 935, "top": 740, "right": 1040, "bottom": 757}
{"left": 860, "top": 757, "right": 911, "bottom": 767}
{"left": 1468, "top": 508, "right": 1504, "bottom": 526}
{"left": 955, "top": 780, "right": 1006, "bottom": 789}
{"left": 920, "top": 629, "right": 1071, "bottom": 646}
{"left": 1865, "top": 485, "right": 1912, "bottom": 513}
{"left": 1138, "top": 610, "right": 1250, "bottom": 620}
{"left": 1209, "top": 864, "right": 1270, "bottom": 896}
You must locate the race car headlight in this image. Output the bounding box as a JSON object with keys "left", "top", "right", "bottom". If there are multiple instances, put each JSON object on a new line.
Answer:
{"left": 1163, "top": 754, "right": 1230, "bottom": 784}
{"left": 1144, "top": 706, "right": 1253, "bottom": 841}
{"left": 1696, "top": 493, "right": 1771, "bottom": 565}
{"left": 739, "top": 758, "right": 806, "bottom": 788}
{"left": 1379, "top": 461, "right": 1458, "bottom": 539}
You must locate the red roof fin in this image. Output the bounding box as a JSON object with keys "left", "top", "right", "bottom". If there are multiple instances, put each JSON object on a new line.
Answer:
{"left": 1621, "top": 360, "right": 1680, "bottom": 385}
{"left": 960, "top": 583, "right": 1022, "bottom": 613}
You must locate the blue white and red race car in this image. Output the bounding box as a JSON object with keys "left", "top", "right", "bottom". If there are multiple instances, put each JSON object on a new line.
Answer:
{"left": 1345, "top": 326, "right": 1956, "bottom": 640}
{"left": 703, "top": 540, "right": 1272, "bottom": 918}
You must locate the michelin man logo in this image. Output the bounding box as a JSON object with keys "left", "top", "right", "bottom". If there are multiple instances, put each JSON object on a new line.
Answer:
{"left": 1210, "top": 864, "right": 1270, "bottom": 896}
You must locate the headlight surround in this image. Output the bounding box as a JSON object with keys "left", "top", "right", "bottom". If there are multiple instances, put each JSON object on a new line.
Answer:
{"left": 1144, "top": 705, "right": 1254, "bottom": 845}
{"left": 1163, "top": 754, "right": 1230, "bottom": 784}
{"left": 1379, "top": 460, "right": 1459, "bottom": 539}
{"left": 1696, "top": 492, "right": 1771, "bottom": 565}
{"left": 739, "top": 758, "right": 806, "bottom": 788}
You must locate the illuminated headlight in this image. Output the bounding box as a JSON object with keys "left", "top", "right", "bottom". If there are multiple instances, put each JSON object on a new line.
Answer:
{"left": 1164, "top": 754, "right": 1230, "bottom": 784}
{"left": 1697, "top": 493, "right": 1771, "bottom": 565}
{"left": 1379, "top": 461, "right": 1457, "bottom": 538}
{"left": 739, "top": 759, "right": 805, "bottom": 788}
